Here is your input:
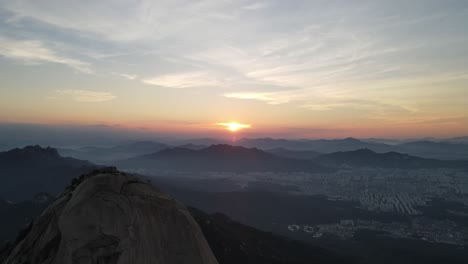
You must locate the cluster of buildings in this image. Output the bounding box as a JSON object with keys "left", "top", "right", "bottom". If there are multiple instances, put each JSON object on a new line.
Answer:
{"left": 287, "top": 218, "right": 468, "bottom": 245}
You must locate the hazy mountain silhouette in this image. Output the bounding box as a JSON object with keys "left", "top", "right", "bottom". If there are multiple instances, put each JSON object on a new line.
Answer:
{"left": 314, "top": 149, "right": 468, "bottom": 169}
{"left": 266, "top": 148, "right": 322, "bottom": 160}
{"left": 0, "top": 146, "right": 95, "bottom": 202}
{"left": 395, "top": 141, "right": 468, "bottom": 160}
{"left": 117, "top": 144, "right": 330, "bottom": 172}
{"left": 229, "top": 137, "right": 468, "bottom": 160}
{"left": 58, "top": 140, "right": 168, "bottom": 164}
{"left": 172, "top": 138, "right": 227, "bottom": 146}
{"left": 235, "top": 137, "right": 392, "bottom": 152}
{"left": 177, "top": 143, "right": 209, "bottom": 150}
{"left": 443, "top": 136, "right": 468, "bottom": 144}
{"left": 361, "top": 138, "right": 406, "bottom": 145}
{"left": 55, "top": 137, "right": 468, "bottom": 162}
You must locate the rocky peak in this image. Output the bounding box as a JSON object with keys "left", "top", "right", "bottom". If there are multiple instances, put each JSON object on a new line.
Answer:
{"left": 2, "top": 168, "right": 218, "bottom": 264}
{"left": 1, "top": 145, "right": 60, "bottom": 160}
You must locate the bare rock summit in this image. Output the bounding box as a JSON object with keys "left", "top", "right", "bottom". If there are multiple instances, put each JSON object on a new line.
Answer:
{"left": 2, "top": 168, "right": 218, "bottom": 264}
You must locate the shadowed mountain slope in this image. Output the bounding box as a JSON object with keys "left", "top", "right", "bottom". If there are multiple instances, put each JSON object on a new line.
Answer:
{"left": 117, "top": 144, "right": 331, "bottom": 172}
{"left": 266, "top": 148, "right": 322, "bottom": 160}
{"left": 189, "top": 207, "right": 354, "bottom": 264}
{"left": 236, "top": 137, "right": 392, "bottom": 152}
{"left": 395, "top": 141, "right": 468, "bottom": 160}
{"left": 0, "top": 193, "right": 54, "bottom": 246}
{"left": 0, "top": 146, "right": 95, "bottom": 202}
{"left": 58, "top": 141, "right": 169, "bottom": 164}
{"left": 314, "top": 149, "right": 468, "bottom": 169}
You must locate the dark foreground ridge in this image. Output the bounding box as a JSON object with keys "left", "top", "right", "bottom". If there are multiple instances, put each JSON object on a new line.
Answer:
{"left": 2, "top": 168, "right": 218, "bottom": 264}
{"left": 189, "top": 207, "right": 354, "bottom": 264}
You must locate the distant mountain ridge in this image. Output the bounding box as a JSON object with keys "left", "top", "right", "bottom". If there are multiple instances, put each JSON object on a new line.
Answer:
{"left": 443, "top": 136, "right": 468, "bottom": 144}
{"left": 55, "top": 137, "right": 468, "bottom": 163}
{"left": 232, "top": 138, "right": 468, "bottom": 160}
{"left": 0, "top": 145, "right": 95, "bottom": 202}
{"left": 1, "top": 145, "right": 63, "bottom": 163}
{"left": 117, "top": 143, "right": 468, "bottom": 173}
{"left": 58, "top": 140, "right": 168, "bottom": 164}
{"left": 235, "top": 137, "right": 393, "bottom": 153}
{"left": 166, "top": 137, "right": 468, "bottom": 160}
{"left": 395, "top": 141, "right": 468, "bottom": 160}
{"left": 117, "top": 144, "right": 330, "bottom": 173}
{"left": 314, "top": 149, "right": 468, "bottom": 169}
{"left": 266, "top": 148, "right": 322, "bottom": 160}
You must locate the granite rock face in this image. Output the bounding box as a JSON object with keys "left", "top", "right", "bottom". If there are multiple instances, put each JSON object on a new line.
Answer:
{"left": 2, "top": 168, "right": 218, "bottom": 264}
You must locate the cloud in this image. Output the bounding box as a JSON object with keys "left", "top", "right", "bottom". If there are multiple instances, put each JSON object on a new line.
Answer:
{"left": 142, "top": 71, "right": 223, "bottom": 88}
{"left": 223, "top": 88, "right": 321, "bottom": 105}
{"left": 55, "top": 90, "right": 116, "bottom": 102}
{"left": 0, "top": 0, "right": 240, "bottom": 43}
{"left": 0, "top": 0, "right": 467, "bottom": 130}
{"left": 242, "top": 2, "right": 269, "bottom": 10}
{"left": 224, "top": 92, "right": 277, "bottom": 103}
{"left": 301, "top": 99, "right": 412, "bottom": 114}
{"left": 118, "top": 73, "right": 138, "bottom": 80}
{"left": 0, "top": 37, "right": 92, "bottom": 73}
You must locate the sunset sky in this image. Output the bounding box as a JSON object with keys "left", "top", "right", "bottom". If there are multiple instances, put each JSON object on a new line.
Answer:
{"left": 0, "top": 0, "right": 467, "bottom": 138}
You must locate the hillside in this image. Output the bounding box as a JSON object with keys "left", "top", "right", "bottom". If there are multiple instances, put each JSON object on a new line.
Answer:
{"left": 189, "top": 207, "right": 353, "bottom": 264}
{"left": 395, "top": 141, "right": 468, "bottom": 160}
{"left": 0, "top": 146, "right": 95, "bottom": 202}
{"left": 117, "top": 144, "right": 330, "bottom": 173}
{"left": 266, "top": 148, "right": 322, "bottom": 160}
{"left": 235, "top": 137, "right": 392, "bottom": 152}
{"left": 314, "top": 149, "right": 468, "bottom": 169}
{"left": 58, "top": 140, "right": 168, "bottom": 164}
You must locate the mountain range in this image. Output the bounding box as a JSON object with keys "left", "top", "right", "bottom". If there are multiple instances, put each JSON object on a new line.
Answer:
{"left": 117, "top": 144, "right": 468, "bottom": 173}
{"left": 116, "top": 144, "right": 330, "bottom": 173}
{"left": 0, "top": 145, "right": 467, "bottom": 264}
{"left": 170, "top": 137, "right": 468, "bottom": 160}
{"left": 0, "top": 146, "right": 95, "bottom": 202}
{"left": 52, "top": 137, "right": 468, "bottom": 165}
{"left": 315, "top": 149, "right": 468, "bottom": 169}
{"left": 58, "top": 141, "right": 168, "bottom": 164}
{"left": 265, "top": 148, "right": 322, "bottom": 160}
{"left": 0, "top": 167, "right": 353, "bottom": 264}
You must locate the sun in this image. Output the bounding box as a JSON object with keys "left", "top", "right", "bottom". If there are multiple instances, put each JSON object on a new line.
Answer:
{"left": 216, "top": 122, "right": 251, "bottom": 132}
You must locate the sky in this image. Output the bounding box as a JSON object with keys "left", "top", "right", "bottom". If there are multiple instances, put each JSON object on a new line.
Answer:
{"left": 0, "top": 0, "right": 467, "bottom": 139}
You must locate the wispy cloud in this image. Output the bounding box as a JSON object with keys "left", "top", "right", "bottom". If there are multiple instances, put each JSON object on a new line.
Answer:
{"left": 242, "top": 2, "right": 269, "bottom": 11}
{"left": 142, "top": 71, "right": 223, "bottom": 88}
{"left": 117, "top": 73, "right": 138, "bottom": 80}
{"left": 0, "top": 37, "right": 92, "bottom": 73}
{"left": 0, "top": 0, "right": 467, "bottom": 134}
{"left": 224, "top": 92, "right": 279, "bottom": 104}
{"left": 301, "top": 99, "right": 412, "bottom": 114}
{"left": 55, "top": 90, "right": 116, "bottom": 102}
